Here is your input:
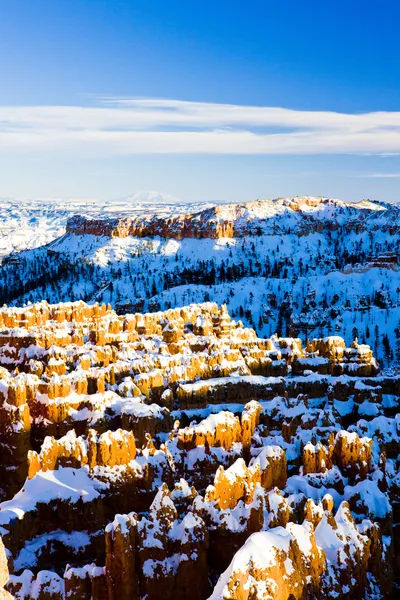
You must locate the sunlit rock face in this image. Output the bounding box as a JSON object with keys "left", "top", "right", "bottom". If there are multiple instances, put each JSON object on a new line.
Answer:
{"left": 65, "top": 196, "right": 399, "bottom": 242}
{"left": 0, "top": 538, "right": 13, "bottom": 600}
{"left": 0, "top": 300, "right": 398, "bottom": 599}
{"left": 209, "top": 500, "right": 380, "bottom": 600}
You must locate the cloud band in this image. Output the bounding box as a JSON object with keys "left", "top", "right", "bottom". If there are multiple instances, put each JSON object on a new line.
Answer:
{"left": 1, "top": 98, "right": 400, "bottom": 156}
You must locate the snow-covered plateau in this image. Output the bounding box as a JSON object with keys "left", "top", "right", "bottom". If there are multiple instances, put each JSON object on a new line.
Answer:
{"left": 0, "top": 191, "right": 217, "bottom": 259}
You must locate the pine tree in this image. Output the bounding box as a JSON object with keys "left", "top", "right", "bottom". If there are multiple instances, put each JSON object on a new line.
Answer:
{"left": 382, "top": 333, "right": 391, "bottom": 364}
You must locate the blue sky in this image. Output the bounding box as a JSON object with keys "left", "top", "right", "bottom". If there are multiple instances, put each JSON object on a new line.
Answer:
{"left": 1, "top": 0, "right": 400, "bottom": 202}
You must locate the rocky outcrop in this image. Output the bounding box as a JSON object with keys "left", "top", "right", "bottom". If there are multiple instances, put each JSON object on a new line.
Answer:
{"left": 192, "top": 449, "right": 288, "bottom": 572}
{"left": 176, "top": 401, "right": 262, "bottom": 453}
{"left": 65, "top": 196, "right": 395, "bottom": 241}
{"left": 293, "top": 336, "right": 379, "bottom": 377}
{"left": 0, "top": 299, "right": 397, "bottom": 599}
{"left": 210, "top": 500, "right": 387, "bottom": 600}
{"left": 333, "top": 430, "right": 372, "bottom": 476}
{"left": 27, "top": 428, "right": 137, "bottom": 478}
{"left": 105, "top": 513, "right": 138, "bottom": 600}
{"left": 209, "top": 523, "right": 325, "bottom": 600}
{"left": 136, "top": 484, "right": 209, "bottom": 600}
{"left": 302, "top": 430, "right": 372, "bottom": 477}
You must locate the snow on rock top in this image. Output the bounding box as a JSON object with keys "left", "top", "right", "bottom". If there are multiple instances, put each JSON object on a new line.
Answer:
{"left": 0, "top": 287, "right": 398, "bottom": 599}
{"left": 0, "top": 191, "right": 190, "bottom": 260}
{"left": 64, "top": 196, "right": 392, "bottom": 241}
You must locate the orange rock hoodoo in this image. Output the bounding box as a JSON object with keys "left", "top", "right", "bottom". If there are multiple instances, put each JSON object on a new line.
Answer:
{"left": 0, "top": 299, "right": 398, "bottom": 599}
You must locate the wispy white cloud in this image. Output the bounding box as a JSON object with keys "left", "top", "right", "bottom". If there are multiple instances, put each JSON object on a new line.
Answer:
{"left": 1, "top": 98, "right": 400, "bottom": 156}
{"left": 360, "top": 172, "right": 400, "bottom": 178}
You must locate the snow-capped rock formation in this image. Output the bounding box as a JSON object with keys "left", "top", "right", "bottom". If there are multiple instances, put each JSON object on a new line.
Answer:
{"left": 209, "top": 500, "right": 383, "bottom": 600}
{"left": 0, "top": 300, "right": 398, "bottom": 599}
{"left": 65, "top": 196, "right": 393, "bottom": 240}
{"left": 0, "top": 191, "right": 193, "bottom": 260}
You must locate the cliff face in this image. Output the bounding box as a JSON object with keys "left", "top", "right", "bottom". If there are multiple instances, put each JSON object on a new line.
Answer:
{"left": 0, "top": 300, "right": 398, "bottom": 599}
{"left": 65, "top": 196, "right": 398, "bottom": 241}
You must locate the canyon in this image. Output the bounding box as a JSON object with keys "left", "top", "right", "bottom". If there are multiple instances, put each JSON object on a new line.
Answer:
{"left": 0, "top": 194, "right": 399, "bottom": 598}
{"left": 0, "top": 299, "right": 398, "bottom": 599}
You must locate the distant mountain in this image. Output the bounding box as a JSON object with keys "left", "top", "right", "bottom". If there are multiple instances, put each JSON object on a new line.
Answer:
{"left": 112, "top": 190, "right": 184, "bottom": 205}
